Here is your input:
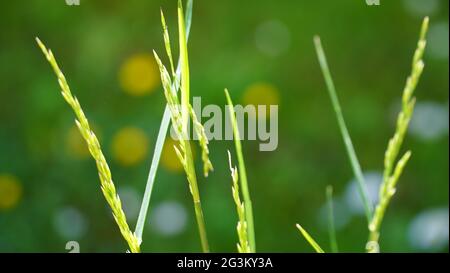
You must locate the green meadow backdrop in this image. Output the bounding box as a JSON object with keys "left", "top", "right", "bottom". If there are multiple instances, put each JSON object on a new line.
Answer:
{"left": 0, "top": 0, "right": 448, "bottom": 252}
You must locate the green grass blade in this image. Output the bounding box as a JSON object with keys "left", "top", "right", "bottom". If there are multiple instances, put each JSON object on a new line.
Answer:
{"left": 185, "top": 0, "right": 193, "bottom": 38}
{"left": 134, "top": 0, "right": 193, "bottom": 243}
{"left": 296, "top": 224, "right": 325, "bottom": 253}
{"left": 314, "top": 36, "right": 373, "bottom": 223}
{"left": 225, "top": 89, "right": 256, "bottom": 252}
{"left": 178, "top": 0, "right": 190, "bottom": 127}
{"left": 326, "top": 186, "right": 338, "bottom": 253}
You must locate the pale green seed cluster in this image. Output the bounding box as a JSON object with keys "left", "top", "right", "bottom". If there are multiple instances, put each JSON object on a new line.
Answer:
{"left": 36, "top": 38, "right": 141, "bottom": 253}
{"left": 190, "top": 105, "right": 214, "bottom": 177}
{"left": 134, "top": 0, "right": 193, "bottom": 243}
{"left": 225, "top": 89, "right": 256, "bottom": 252}
{"left": 367, "top": 17, "right": 429, "bottom": 253}
{"left": 154, "top": 3, "right": 212, "bottom": 179}
{"left": 227, "top": 151, "right": 251, "bottom": 253}
{"left": 302, "top": 16, "right": 429, "bottom": 254}
{"left": 153, "top": 0, "right": 212, "bottom": 252}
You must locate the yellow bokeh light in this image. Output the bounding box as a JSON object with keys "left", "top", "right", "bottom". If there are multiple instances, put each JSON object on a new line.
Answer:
{"left": 160, "top": 138, "right": 197, "bottom": 173}
{"left": 119, "top": 53, "right": 160, "bottom": 96}
{"left": 0, "top": 174, "right": 22, "bottom": 210}
{"left": 242, "top": 82, "right": 280, "bottom": 118}
{"left": 111, "top": 127, "right": 149, "bottom": 167}
{"left": 160, "top": 138, "right": 184, "bottom": 173}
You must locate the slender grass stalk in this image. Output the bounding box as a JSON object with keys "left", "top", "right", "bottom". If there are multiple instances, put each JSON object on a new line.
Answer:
{"left": 366, "top": 17, "right": 429, "bottom": 253}
{"left": 227, "top": 151, "right": 251, "bottom": 253}
{"left": 224, "top": 89, "right": 256, "bottom": 252}
{"left": 178, "top": 1, "right": 190, "bottom": 130}
{"left": 326, "top": 186, "right": 338, "bottom": 253}
{"left": 134, "top": 0, "right": 193, "bottom": 243}
{"left": 153, "top": 0, "right": 212, "bottom": 252}
{"left": 36, "top": 38, "right": 140, "bottom": 253}
{"left": 314, "top": 36, "right": 373, "bottom": 223}
{"left": 296, "top": 224, "right": 325, "bottom": 253}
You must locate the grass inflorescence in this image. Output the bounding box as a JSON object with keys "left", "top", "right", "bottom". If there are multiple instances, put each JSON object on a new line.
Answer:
{"left": 36, "top": 38, "right": 141, "bottom": 253}
{"left": 134, "top": 0, "right": 194, "bottom": 244}
{"left": 296, "top": 17, "right": 429, "bottom": 253}
{"left": 225, "top": 89, "right": 256, "bottom": 253}
{"left": 367, "top": 17, "right": 429, "bottom": 253}
{"left": 153, "top": 0, "right": 213, "bottom": 252}
{"left": 35, "top": 0, "right": 429, "bottom": 253}
{"left": 228, "top": 151, "right": 251, "bottom": 253}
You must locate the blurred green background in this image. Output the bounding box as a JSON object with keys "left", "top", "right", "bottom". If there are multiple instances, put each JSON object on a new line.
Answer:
{"left": 0, "top": 0, "right": 448, "bottom": 253}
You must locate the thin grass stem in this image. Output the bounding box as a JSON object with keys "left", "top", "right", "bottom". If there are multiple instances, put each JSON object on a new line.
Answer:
{"left": 296, "top": 224, "right": 325, "bottom": 253}
{"left": 326, "top": 186, "right": 339, "bottom": 253}
{"left": 314, "top": 36, "right": 373, "bottom": 223}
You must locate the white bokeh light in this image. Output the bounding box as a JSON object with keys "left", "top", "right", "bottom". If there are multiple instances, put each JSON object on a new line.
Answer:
{"left": 53, "top": 206, "right": 88, "bottom": 240}
{"left": 345, "top": 171, "right": 382, "bottom": 216}
{"left": 150, "top": 201, "right": 187, "bottom": 236}
{"left": 408, "top": 207, "right": 449, "bottom": 251}
{"left": 427, "top": 22, "right": 449, "bottom": 60}
{"left": 118, "top": 186, "right": 141, "bottom": 221}
{"left": 409, "top": 101, "right": 449, "bottom": 141}
{"left": 255, "top": 20, "right": 291, "bottom": 57}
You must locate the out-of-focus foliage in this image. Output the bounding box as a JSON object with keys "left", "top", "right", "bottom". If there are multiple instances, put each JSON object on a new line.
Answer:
{"left": 0, "top": 0, "right": 448, "bottom": 252}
